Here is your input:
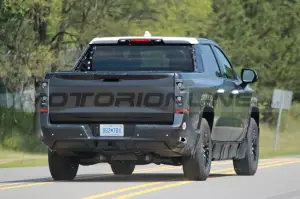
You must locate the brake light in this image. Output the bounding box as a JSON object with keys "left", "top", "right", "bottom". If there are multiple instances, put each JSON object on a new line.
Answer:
{"left": 130, "top": 39, "right": 152, "bottom": 43}
{"left": 40, "top": 108, "right": 48, "bottom": 113}
{"left": 176, "top": 108, "right": 189, "bottom": 113}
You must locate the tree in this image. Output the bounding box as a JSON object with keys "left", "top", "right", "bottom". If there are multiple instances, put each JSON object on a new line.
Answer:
{"left": 208, "top": 0, "right": 300, "bottom": 102}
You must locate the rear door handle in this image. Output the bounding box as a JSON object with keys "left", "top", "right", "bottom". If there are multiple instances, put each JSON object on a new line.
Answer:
{"left": 231, "top": 90, "right": 239, "bottom": 95}
{"left": 217, "top": 89, "right": 225, "bottom": 94}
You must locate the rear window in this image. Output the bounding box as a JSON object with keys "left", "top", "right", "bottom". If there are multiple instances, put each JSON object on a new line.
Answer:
{"left": 90, "top": 45, "right": 194, "bottom": 72}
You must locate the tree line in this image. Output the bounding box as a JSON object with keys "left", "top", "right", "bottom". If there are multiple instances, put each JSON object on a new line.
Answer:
{"left": 1, "top": 0, "right": 299, "bottom": 98}
{"left": 0, "top": 0, "right": 299, "bottom": 149}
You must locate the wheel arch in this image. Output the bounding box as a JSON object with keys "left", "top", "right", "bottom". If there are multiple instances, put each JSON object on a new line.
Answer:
{"left": 200, "top": 106, "right": 214, "bottom": 131}
{"left": 235, "top": 106, "right": 260, "bottom": 160}
{"left": 250, "top": 106, "right": 260, "bottom": 133}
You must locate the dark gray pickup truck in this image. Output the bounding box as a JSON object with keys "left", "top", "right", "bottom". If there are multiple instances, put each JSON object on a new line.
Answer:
{"left": 40, "top": 33, "right": 260, "bottom": 181}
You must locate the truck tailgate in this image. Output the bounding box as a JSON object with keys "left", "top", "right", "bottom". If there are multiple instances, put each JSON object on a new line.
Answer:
{"left": 47, "top": 72, "right": 175, "bottom": 124}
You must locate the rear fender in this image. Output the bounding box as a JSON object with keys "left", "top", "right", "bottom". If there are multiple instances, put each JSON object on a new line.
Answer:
{"left": 189, "top": 104, "right": 214, "bottom": 156}
{"left": 244, "top": 105, "right": 260, "bottom": 140}
{"left": 236, "top": 106, "right": 259, "bottom": 159}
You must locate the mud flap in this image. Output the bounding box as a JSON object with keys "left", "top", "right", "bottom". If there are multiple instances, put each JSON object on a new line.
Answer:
{"left": 235, "top": 140, "right": 248, "bottom": 159}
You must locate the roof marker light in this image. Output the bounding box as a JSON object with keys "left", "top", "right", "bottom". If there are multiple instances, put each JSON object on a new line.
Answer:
{"left": 144, "top": 31, "right": 151, "bottom": 37}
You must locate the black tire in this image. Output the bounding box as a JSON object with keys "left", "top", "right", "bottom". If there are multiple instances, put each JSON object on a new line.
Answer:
{"left": 182, "top": 118, "right": 212, "bottom": 181}
{"left": 48, "top": 150, "right": 79, "bottom": 181}
{"left": 233, "top": 118, "right": 259, "bottom": 175}
{"left": 111, "top": 162, "right": 135, "bottom": 175}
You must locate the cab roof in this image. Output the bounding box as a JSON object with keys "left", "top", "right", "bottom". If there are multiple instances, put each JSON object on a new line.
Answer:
{"left": 89, "top": 31, "right": 218, "bottom": 46}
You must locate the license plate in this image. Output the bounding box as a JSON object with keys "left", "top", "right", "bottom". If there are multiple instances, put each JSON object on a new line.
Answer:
{"left": 100, "top": 124, "right": 124, "bottom": 137}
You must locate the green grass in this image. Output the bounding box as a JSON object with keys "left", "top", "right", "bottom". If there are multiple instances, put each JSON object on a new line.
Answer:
{"left": 0, "top": 158, "right": 48, "bottom": 168}
{"left": 259, "top": 122, "right": 300, "bottom": 158}
{"left": 0, "top": 147, "right": 47, "bottom": 168}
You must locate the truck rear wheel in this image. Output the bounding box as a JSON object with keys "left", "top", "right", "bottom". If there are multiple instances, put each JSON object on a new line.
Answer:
{"left": 182, "top": 118, "right": 212, "bottom": 181}
{"left": 111, "top": 162, "right": 135, "bottom": 175}
{"left": 233, "top": 118, "right": 259, "bottom": 175}
{"left": 48, "top": 150, "right": 79, "bottom": 181}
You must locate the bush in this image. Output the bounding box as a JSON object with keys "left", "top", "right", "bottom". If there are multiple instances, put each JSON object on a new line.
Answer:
{"left": 0, "top": 107, "right": 46, "bottom": 153}
{"left": 2, "top": 134, "right": 22, "bottom": 150}
{"left": 1, "top": 131, "right": 46, "bottom": 153}
{"left": 0, "top": 107, "right": 33, "bottom": 139}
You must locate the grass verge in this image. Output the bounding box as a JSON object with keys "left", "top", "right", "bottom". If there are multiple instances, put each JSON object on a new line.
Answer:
{"left": 260, "top": 122, "right": 300, "bottom": 159}
{"left": 0, "top": 147, "right": 47, "bottom": 168}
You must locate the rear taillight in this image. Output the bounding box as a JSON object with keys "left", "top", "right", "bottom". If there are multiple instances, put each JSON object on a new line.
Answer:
{"left": 175, "top": 80, "right": 184, "bottom": 106}
{"left": 40, "top": 80, "right": 48, "bottom": 113}
{"left": 175, "top": 80, "right": 189, "bottom": 114}
{"left": 175, "top": 108, "right": 189, "bottom": 113}
{"left": 40, "top": 107, "right": 48, "bottom": 113}
{"left": 42, "top": 82, "right": 48, "bottom": 87}
{"left": 41, "top": 95, "right": 47, "bottom": 106}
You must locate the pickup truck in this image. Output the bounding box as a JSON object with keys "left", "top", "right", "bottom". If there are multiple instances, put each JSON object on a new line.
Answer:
{"left": 40, "top": 32, "right": 260, "bottom": 181}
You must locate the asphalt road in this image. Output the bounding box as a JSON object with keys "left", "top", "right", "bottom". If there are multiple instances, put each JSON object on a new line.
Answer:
{"left": 1, "top": 157, "right": 300, "bottom": 199}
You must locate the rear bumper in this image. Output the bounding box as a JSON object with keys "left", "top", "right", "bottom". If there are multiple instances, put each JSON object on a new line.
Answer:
{"left": 40, "top": 113, "right": 195, "bottom": 157}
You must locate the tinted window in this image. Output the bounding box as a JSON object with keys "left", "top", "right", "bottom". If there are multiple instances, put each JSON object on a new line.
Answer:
{"left": 198, "top": 45, "right": 221, "bottom": 77}
{"left": 90, "top": 45, "right": 194, "bottom": 72}
{"left": 213, "top": 46, "right": 235, "bottom": 80}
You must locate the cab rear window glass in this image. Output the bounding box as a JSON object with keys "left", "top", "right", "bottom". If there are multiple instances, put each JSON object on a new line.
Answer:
{"left": 91, "top": 45, "right": 194, "bottom": 72}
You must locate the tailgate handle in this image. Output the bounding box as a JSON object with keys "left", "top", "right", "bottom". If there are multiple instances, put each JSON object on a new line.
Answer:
{"left": 102, "top": 78, "right": 120, "bottom": 82}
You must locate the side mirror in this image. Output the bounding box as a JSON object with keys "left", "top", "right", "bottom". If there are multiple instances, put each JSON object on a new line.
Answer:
{"left": 241, "top": 68, "right": 258, "bottom": 86}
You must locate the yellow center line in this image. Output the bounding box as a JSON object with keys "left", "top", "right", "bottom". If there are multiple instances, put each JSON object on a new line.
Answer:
{"left": 80, "top": 159, "right": 289, "bottom": 199}
{"left": 223, "top": 160, "right": 300, "bottom": 175}
{"left": 77, "top": 161, "right": 234, "bottom": 180}
{"left": 81, "top": 167, "right": 233, "bottom": 199}
{"left": 0, "top": 182, "right": 53, "bottom": 191}
{"left": 81, "top": 182, "right": 164, "bottom": 199}
{"left": 77, "top": 158, "right": 290, "bottom": 180}
{"left": 111, "top": 160, "right": 300, "bottom": 199}
{"left": 0, "top": 182, "right": 24, "bottom": 187}
{"left": 77, "top": 166, "right": 179, "bottom": 180}
{"left": 77, "top": 157, "right": 295, "bottom": 181}
{"left": 106, "top": 166, "right": 176, "bottom": 174}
